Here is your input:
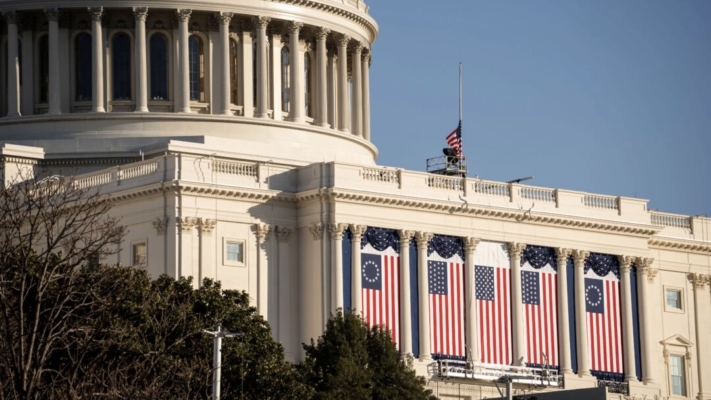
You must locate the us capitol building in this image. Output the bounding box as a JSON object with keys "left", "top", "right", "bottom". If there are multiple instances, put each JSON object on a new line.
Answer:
{"left": 0, "top": 0, "right": 709, "bottom": 399}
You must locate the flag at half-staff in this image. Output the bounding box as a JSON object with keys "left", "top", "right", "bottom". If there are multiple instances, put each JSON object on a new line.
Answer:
{"left": 445, "top": 120, "right": 462, "bottom": 158}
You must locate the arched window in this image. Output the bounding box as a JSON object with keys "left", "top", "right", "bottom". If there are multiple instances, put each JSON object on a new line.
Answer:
{"left": 38, "top": 35, "right": 49, "bottom": 103}
{"left": 188, "top": 35, "right": 204, "bottom": 102}
{"left": 281, "top": 47, "right": 290, "bottom": 113}
{"left": 304, "top": 52, "right": 313, "bottom": 118}
{"left": 112, "top": 33, "right": 131, "bottom": 100}
{"left": 150, "top": 34, "right": 168, "bottom": 100}
{"left": 229, "top": 39, "right": 238, "bottom": 105}
{"left": 75, "top": 33, "right": 92, "bottom": 101}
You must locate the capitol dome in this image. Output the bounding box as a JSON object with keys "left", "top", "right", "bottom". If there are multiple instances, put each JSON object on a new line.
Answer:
{"left": 0, "top": 0, "right": 378, "bottom": 166}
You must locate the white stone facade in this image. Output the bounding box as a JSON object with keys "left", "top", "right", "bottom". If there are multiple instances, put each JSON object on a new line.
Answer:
{"left": 0, "top": 1, "right": 710, "bottom": 400}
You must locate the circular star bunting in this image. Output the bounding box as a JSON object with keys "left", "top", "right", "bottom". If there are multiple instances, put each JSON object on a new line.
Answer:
{"left": 363, "top": 260, "right": 380, "bottom": 283}
{"left": 586, "top": 284, "right": 602, "bottom": 306}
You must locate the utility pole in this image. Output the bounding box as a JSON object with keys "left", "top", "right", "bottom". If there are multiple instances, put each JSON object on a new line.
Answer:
{"left": 203, "top": 324, "right": 243, "bottom": 400}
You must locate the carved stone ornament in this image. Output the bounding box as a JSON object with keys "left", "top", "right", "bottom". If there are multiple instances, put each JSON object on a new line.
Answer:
{"left": 414, "top": 232, "right": 433, "bottom": 248}
{"left": 88, "top": 7, "right": 103, "bottom": 21}
{"left": 463, "top": 237, "right": 480, "bottom": 252}
{"left": 177, "top": 217, "right": 198, "bottom": 233}
{"left": 44, "top": 8, "right": 61, "bottom": 22}
{"left": 288, "top": 21, "right": 303, "bottom": 34}
{"left": 328, "top": 223, "right": 348, "bottom": 240}
{"left": 175, "top": 9, "right": 192, "bottom": 23}
{"left": 555, "top": 248, "right": 572, "bottom": 263}
{"left": 217, "top": 12, "right": 233, "bottom": 25}
{"left": 337, "top": 33, "right": 351, "bottom": 47}
{"left": 199, "top": 218, "right": 216, "bottom": 235}
{"left": 690, "top": 273, "right": 710, "bottom": 290}
{"left": 646, "top": 268, "right": 659, "bottom": 283}
{"left": 3, "top": 11, "right": 18, "bottom": 24}
{"left": 252, "top": 16, "right": 271, "bottom": 29}
{"left": 316, "top": 27, "right": 330, "bottom": 40}
{"left": 255, "top": 224, "right": 271, "bottom": 241}
{"left": 398, "top": 229, "right": 414, "bottom": 243}
{"left": 507, "top": 242, "right": 526, "bottom": 259}
{"left": 153, "top": 217, "right": 168, "bottom": 235}
{"left": 350, "top": 224, "right": 367, "bottom": 241}
{"left": 309, "top": 222, "right": 323, "bottom": 240}
{"left": 352, "top": 41, "right": 364, "bottom": 53}
{"left": 617, "top": 255, "right": 634, "bottom": 273}
{"left": 572, "top": 249, "right": 590, "bottom": 265}
{"left": 276, "top": 226, "right": 292, "bottom": 242}
{"left": 133, "top": 7, "right": 148, "bottom": 22}
{"left": 362, "top": 51, "right": 372, "bottom": 63}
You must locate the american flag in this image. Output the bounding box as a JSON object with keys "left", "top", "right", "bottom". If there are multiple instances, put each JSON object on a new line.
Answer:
{"left": 476, "top": 264, "right": 512, "bottom": 365}
{"left": 428, "top": 259, "right": 466, "bottom": 358}
{"left": 445, "top": 120, "right": 462, "bottom": 157}
{"left": 361, "top": 249, "right": 400, "bottom": 346}
{"left": 522, "top": 268, "right": 558, "bottom": 367}
{"left": 585, "top": 275, "right": 623, "bottom": 374}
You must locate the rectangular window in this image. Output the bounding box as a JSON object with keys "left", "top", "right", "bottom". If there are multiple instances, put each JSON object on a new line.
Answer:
{"left": 670, "top": 354, "right": 686, "bottom": 396}
{"left": 223, "top": 239, "right": 246, "bottom": 267}
{"left": 666, "top": 289, "right": 681, "bottom": 310}
{"left": 133, "top": 242, "right": 147, "bottom": 266}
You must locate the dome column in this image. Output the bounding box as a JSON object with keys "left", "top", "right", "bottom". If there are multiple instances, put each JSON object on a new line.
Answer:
{"left": 326, "top": 47, "right": 337, "bottom": 129}
{"left": 362, "top": 52, "right": 371, "bottom": 140}
{"left": 270, "top": 32, "right": 282, "bottom": 121}
{"left": 239, "top": 27, "right": 253, "bottom": 118}
{"left": 254, "top": 17, "right": 270, "bottom": 118}
{"left": 4, "top": 11, "right": 21, "bottom": 117}
{"left": 133, "top": 8, "right": 149, "bottom": 112}
{"left": 45, "top": 9, "right": 62, "bottom": 115}
{"left": 336, "top": 34, "right": 350, "bottom": 133}
{"left": 351, "top": 43, "right": 363, "bottom": 137}
{"left": 316, "top": 28, "right": 330, "bottom": 128}
{"left": 218, "top": 12, "right": 233, "bottom": 115}
{"left": 88, "top": 8, "right": 105, "bottom": 113}
{"left": 176, "top": 9, "right": 192, "bottom": 113}
{"left": 288, "top": 22, "right": 304, "bottom": 123}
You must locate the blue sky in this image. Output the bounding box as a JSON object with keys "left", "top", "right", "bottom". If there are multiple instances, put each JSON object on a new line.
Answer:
{"left": 368, "top": 1, "right": 711, "bottom": 217}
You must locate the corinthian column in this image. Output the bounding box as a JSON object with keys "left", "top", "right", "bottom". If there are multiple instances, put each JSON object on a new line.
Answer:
{"left": 398, "top": 230, "right": 414, "bottom": 357}
{"left": 255, "top": 224, "right": 271, "bottom": 318}
{"left": 288, "top": 21, "right": 304, "bottom": 123}
{"left": 415, "top": 232, "right": 433, "bottom": 361}
{"left": 362, "top": 51, "right": 371, "bottom": 140}
{"left": 176, "top": 9, "right": 192, "bottom": 113}
{"left": 635, "top": 258, "right": 657, "bottom": 385}
{"left": 350, "top": 224, "right": 367, "bottom": 314}
{"left": 4, "top": 12, "right": 20, "bottom": 117}
{"left": 691, "top": 273, "right": 711, "bottom": 400}
{"left": 254, "top": 16, "right": 270, "bottom": 118}
{"left": 218, "top": 12, "right": 233, "bottom": 115}
{"left": 336, "top": 34, "right": 350, "bottom": 133}
{"left": 464, "top": 237, "right": 480, "bottom": 362}
{"left": 619, "top": 256, "right": 637, "bottom": 381}
{"left": 329, "top": 223, "right": 348, "bottom": 311}
{"left": 45, "top": 9, "right": 62, "bottom": 115}
{"left": 351, "top": 42, "right": 363, "bottom": 137}
{"left": 573, "top": 250, "right": 591, "bottom": 376}
{"left": 508, "top": 242, "right": 526, "bottom": 365}
{"left": 270, "top": 32, "right": 282, "bottom": 121}
{"left": 316, "top": 27, "right": 330, "bottom": 127}
{"left": 134, "top": 7, "right": 149, "bottom": 112}
{"left": 556, "top": 248, "right": 573, "bottom": 374}
{"left": 88, "top": 7, "right": 105, "bottom": 113}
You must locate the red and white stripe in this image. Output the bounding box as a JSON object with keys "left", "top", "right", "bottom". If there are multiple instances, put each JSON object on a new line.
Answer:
{"left": 429, "top": 262, "right": 466, "bottom": 357}
{"left": 524, "top": 272, "right": 558, "bottom": 366}
{"left": 478, "top": 266, "right": 512, "bottom": 365}
{"left": 587, "top": 278, "right": 623, "bottom": 373}
{"left": 362, "top": 254, "right": 400, "bottom": 347}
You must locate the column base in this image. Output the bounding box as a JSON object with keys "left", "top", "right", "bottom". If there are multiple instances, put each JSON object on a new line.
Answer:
{"left": 179, "top": 109, "right": 192, "bottom": 114}
{"left": 338, "top": 128, "right": 350, "bottom": 134}
{"left": 255, "top": 114, "right": 269, "bottom": 118}
{"left": 221, "top": 110, "right": 232, "bottom": 116}
{"left": 319, "top": 123, "right": 330, "bottom": 128}
{"left": 48, "top": 108, "right": 61, "bottom": 115}
{"left": 134, "top": 108, "right": 149, "bottom": 113}
{"left": 90, "top": 109, "right": 106, "bottom": 113}
{"left": 5, "top": 112, "right": 21, "bottom": 118}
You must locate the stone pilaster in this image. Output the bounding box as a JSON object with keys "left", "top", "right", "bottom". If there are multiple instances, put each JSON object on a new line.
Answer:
{"left": 618, "top": 255, "right": 637, "bottom": 381}
{"left": 350, "top": 224, "right": 367, "bottom": 314}
{"left": 508, "top": 242, "right": 526, "bottom": 365}
{"left": 556, "top": 248, "right": 573, "bottom": 374}
{"left": 691, "top": 273, "right": 711, "bottom": 400}
{"left": 635, "top": 257, "right": 656, "bottom": 385}
{"left": 415, "top": 231, "right": 433, "bottom": 361}
{"left": 573, "top": 250, "right": 591, "bottom": 376}
{"left": 464, "top": 237, "right": 480, "bottom": 362}
{"left": 255, "top": 224, "right": 271, "bottom": 317}
{"left": 328, "top": 223, "right": 348, "bottom": 311}
{"left": 398, "top": 229, "right": 415, "bottom": 357}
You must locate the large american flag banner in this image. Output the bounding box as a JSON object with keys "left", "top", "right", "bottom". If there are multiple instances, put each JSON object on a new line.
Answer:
{"left": 474, "top": 241, "right": 512, "bottom": 365}
{"left": 585, "top": 254, "right": 623, "bottom": 375}
{"left": 427, "top": 236, "right": 465, "bottom": 358}
{"left": 521, "top": 246, "right": 558, "bottom": 367}
{"left": 361, "top": 243, "right": 400, "bottom": 346}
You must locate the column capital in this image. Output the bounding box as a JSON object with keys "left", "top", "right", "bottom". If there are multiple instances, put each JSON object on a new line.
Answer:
{"left": 337, "top": 34, "right": 351, "bottom": 47}
{"left": 198, "top": 218, "right": 216, "bottom": 235}
{"left": 44, "top": 8, "right": 61, "bottom": 22}
{"left": 398, "top": 229, "right": 415, "bottom": 243}
{"left": 309, "top": 222, "right": 323, "bottom": 240}
{"left": 276, "top": 226, "right": 292, "bottom": 242}
{"left": 175, "top": 9, "right": 192, "bottom": 22}
{"left": 328, "top": 223, "right": 348, "bottom": 240}
{"left": 618, "top": 255, "right": 634, "bottom": 272}
{"left": 507, "top": 242, "right": 526, "bottom": 259}
{"left": 217, "top": 12, "right": 233, "bottom": 25}
{"left": 415, "top": 232, "right": 433, "bottom": 248}
{"left": 87, "top": 7, "right": 103, "bottom": 21}
{"left": 572, "top": 249, "right": 589, "bottom": 264}
{"left": 255, "top": 224, "right": 271, "bottom": 242}
{"left": 177, "top": 217, "right": 198, "bottom": 233}
{"left": 349, "top": 224, "right": 367, "bottom": 241}
{"left": 2, "top": 10, "right": 18, "bottom": 24}
{"left": 636, "top": 257, "right": 654, "bottom": 268}
{"left": 252, "top": 16, "right": 270, "bottom": 29}
{"left": 352, "top": 41, "right": 364, "bottom": 53}
{"left": 288, "top": 21, "right": 303, "bottom": 34}
{"left": 316, "top": 27, "right": 331, "bottom": 40}
{"left": 362, "top": 51, "right": 372, "bottom": 63}
{"left": 555, "top": 247, "right": 572, "bottom": 262}
{"left": 690, "top": 273, "right": 710, "bottom": 290}
{"left": 327, "top": 46, "right": 337, "bottom": 58}
{"left": 132, "top": 7, "right": 148, "bottom": 21}
{"left": 463, "top": 237, "right": 480, "bottom": 252}
{"left": 153, "top": 217, "right": 168, "bottom": 235}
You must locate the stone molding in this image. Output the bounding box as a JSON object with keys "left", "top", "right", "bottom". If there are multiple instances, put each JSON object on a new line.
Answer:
{"left": 309, "top": 222, "right": 323, "bottom": 240}
{"left": 649, "top": 238, "right": 711, "bottom": 255}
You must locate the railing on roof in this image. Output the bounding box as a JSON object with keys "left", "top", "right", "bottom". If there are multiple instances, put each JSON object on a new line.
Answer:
{"left": 651, "top": 211, "right": 692, "bottom": 229}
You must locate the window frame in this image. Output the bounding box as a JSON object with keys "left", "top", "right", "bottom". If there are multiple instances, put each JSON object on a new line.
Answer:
{"left": 223, "top": 237, "right": 246, "bottom": 267}
{"left": 188, "top": 33, "right": 206, "bottom": 103}
{"left": 664, "top": 285, "right": 685, "bottom": 313}
{"left": 131, "top": 240, "right": 148, "bottom": 268}
{"left": 669, "top": 354, "right": 687, "bottom": 397}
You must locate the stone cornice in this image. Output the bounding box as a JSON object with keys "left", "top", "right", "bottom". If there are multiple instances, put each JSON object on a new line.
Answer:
{"left": 649, "top": 238, "right": 711, "bottom": 255}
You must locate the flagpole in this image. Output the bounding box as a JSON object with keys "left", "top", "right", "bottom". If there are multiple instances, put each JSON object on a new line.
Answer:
{"left": 459, "top": 62, "right": 462, "bottom": 123}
